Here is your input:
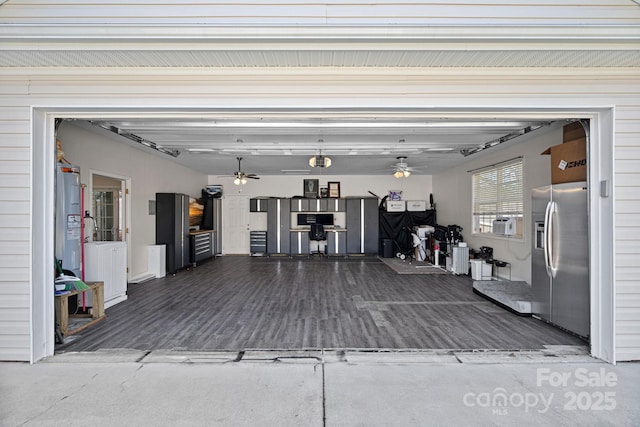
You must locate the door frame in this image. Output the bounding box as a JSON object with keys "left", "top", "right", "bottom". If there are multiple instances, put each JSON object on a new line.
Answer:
{"left": 30, "top": 106, "right": 615, "bottom": 362}
{"left": 89, "top": 169, "right": 132, "bottom": 281}
{"left": 221, "top": 193, "right": 251, "bottom": 255}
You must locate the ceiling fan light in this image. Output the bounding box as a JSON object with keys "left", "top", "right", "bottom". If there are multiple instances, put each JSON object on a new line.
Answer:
{"left": 404, "top": 170, "right": 411, "bottom": 178}
{"left": 393, "top": 170, "right": 404, "bottom": 179}
{"left": 233, "top": 177, "right": 241, "bottom": 185}
{"left": 241, "top": 177, "right": 247, "bottom": 185}
{"left": 309, "top": 154, "right": 331, "bottom": 168}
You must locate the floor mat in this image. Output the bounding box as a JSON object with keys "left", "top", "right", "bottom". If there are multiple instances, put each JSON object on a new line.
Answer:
{"left": 379, "top": 257, "right": 449, "bottom": 274}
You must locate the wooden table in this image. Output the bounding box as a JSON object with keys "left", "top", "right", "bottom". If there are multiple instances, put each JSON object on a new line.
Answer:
{"left": 54, "top": 281, "right": 105, "bottom": 337}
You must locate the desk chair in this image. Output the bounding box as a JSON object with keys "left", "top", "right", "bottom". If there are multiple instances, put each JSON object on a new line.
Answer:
{"left": 309, "top": 223, "right": 327, "bottom": 256}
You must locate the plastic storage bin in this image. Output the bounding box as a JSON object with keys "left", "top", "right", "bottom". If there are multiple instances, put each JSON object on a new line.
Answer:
{"left": 470, "top": 259, "right": 492, "bottom": 280}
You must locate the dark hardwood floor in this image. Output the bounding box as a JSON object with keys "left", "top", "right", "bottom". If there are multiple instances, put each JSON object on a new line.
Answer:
{"left": 56, "top": 256, "right": 585, "bottom": 353}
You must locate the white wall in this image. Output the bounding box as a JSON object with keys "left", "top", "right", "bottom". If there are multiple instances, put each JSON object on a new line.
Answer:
{"left": 211, "top": 174, "right": 432, "bottom": 200}
{"left": 214, "top": 173, "right": 432, "bottom": 234}
{"left": 57, "top": 122, "right": 208, "bottom": 278}
{"left": 433, "top": 123, "right": 560, "bottom": 282}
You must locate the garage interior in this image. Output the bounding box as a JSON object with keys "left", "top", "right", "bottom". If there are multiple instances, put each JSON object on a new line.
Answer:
{"left": 53, "top": 112, "right": 590, "bottom": 355}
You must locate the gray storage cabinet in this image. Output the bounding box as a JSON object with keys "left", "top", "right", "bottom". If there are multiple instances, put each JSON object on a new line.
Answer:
{"left": 156, "top": 192, "right": 190, "bottom": 274}
{"left": 326, "top": 198, "right": 346, "bottom": 212}
{"left": 290, "top": 230, "right": 310, "bottom": 255}
{"left": 267, "top": 198, "right": 291, "bottom": 254}
{"left": 291, "top": 198, "right": 345, "bottom": 212}
{"left": 189, "top": 231, "right": 215, "bottom": 266}
{"left": 346, "top": 197, "right": 379, "bottom": 255}
{"left": 249, "top": 198, "right": 269, "bottom": 212}
{"left": 250, "top": 231, "right": 267, "bottom": 255}
{"left": 327, "top": 230, "right": 347, "bottom": 256}
{"left": 290, "top": 198, "right": 310, "bottom": 212}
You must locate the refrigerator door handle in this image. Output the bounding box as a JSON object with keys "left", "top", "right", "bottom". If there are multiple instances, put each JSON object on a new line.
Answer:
{"left": 543, "top": 200, "right": 552, "bottom": 277}
{"left": 547, "top": 201, "right": 558, "bottom": 278}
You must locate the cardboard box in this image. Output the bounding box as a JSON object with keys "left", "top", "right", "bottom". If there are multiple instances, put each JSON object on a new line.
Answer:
{"left": 542, "top": 123, "right": 587, "bottom": 184}
{"left": 406, "top": 200, "right": 427, "bottom": 211}
{"left": 386, "top": 200, "right": 406, "bottom": 212}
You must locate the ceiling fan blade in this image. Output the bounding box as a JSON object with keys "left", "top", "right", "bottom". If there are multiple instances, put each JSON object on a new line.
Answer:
{"left": 246, "top": 175, "right": 260, "bottom": 179}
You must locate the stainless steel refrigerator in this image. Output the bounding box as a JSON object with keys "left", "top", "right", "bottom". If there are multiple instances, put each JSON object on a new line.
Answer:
{"left": 531, "top": 181, "right": 589, "bottom": 338}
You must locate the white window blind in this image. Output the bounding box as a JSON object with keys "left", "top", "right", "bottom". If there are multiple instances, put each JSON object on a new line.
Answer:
{"left": 472, "top": 158, "right": 523, "bottom": 235}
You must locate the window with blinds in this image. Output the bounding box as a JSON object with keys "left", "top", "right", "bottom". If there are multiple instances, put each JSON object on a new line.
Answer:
{"left": 472, "top": 158, "right": 524, "bottom": 238}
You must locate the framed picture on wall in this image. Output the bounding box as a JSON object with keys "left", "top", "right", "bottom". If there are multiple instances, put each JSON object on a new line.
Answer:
{"left": 304, "top": 179, "right": 319, "bottom": 198}
{"left": 328, "top": 181, "right": 341, "bottom": 198}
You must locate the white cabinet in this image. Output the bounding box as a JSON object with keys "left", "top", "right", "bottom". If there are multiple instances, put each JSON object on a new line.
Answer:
{"left": 84, "top": 242, "right": 127, "bottom": 308}
{"left": 148, "top": 244, "right": 166, "bottom": 278}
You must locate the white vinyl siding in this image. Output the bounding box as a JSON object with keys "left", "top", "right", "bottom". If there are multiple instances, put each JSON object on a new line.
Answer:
{"left": 1, "top": 1, "right": 639, "bottom": 26}
{"left": 614, "top": 105, "right": 640, "bottom": 362}
{"left": 0, "top": 98, "right": 32, "bottom": 361}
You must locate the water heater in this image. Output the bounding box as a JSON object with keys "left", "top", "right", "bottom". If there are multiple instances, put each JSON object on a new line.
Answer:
{"left": 55, "top": 164, "right": 82, "bottom": 277}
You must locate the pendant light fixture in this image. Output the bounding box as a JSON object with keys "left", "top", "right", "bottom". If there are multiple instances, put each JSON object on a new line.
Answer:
{"left": 309, "top": 153, "right": 331, "bottom": 168}
{"left": 309, "top": 142, "right": 331, "bottom": 168}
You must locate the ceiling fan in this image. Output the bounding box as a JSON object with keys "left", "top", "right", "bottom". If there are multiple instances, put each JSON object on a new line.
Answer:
{"left": 392, "top": 156, "right": 419, "bottom": 178}
{"left": 223, "top": 157, "right": 260, "bottom": 185}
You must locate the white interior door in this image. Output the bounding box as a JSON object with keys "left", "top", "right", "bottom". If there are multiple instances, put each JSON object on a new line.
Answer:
{"left": 222, "top": 194, "right": 250, "bottom": 254}
{"left": 89, "top": 170, "right": 131, "bottom": 281}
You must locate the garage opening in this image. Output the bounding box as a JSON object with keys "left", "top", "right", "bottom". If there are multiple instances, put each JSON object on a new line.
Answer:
{"left": 35, "top": 108, "right": 612, "bottom": 360}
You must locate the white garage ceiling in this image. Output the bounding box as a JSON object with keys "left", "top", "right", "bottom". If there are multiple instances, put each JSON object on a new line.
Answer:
{"left": 75, "top": 113, "right": 555, "bottom": 176}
